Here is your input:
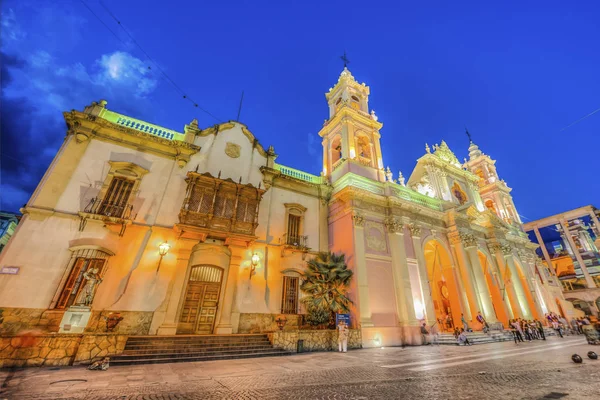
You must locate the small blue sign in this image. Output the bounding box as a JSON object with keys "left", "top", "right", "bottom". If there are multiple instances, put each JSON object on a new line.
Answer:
{"left": 336, "top": 313, "right": 350, "bottom": 326}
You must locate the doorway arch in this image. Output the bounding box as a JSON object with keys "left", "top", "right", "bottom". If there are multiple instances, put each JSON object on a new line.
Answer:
{"left": 423, "top": 239, "right": 462, "bottom": 332}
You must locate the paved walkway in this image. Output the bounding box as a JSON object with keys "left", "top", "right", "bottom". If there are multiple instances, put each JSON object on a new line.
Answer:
{"left": 1, "top": 336, "right": 599, "bottom": 399}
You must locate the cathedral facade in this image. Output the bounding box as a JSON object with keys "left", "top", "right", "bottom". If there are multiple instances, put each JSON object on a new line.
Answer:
{"left": 0, "top": 68, "right": 569, "bottom": 347}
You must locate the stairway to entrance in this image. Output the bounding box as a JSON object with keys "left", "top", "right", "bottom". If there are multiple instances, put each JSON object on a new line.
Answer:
{"left": 436, "top": 327, "right": 557, "bottom": 345}
{"left": 109, "top": 334, "right": 292, "bottom": 365}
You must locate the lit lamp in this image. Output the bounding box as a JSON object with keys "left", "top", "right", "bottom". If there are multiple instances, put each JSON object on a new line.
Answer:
{"left": 250, "top": 253, "right": 260, "bottom": 279}
{"left": 156, "top": 241, "right": 171, "bottom": 272}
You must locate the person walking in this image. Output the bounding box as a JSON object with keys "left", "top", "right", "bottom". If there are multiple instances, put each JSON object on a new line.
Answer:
{"left": 337, "top": 320, "right": 349, "bottom": 352}
{"left": 476, "top": 311, "right": 489, "bottom": 333}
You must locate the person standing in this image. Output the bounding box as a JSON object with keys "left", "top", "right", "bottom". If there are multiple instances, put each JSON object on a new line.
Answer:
{"left": 461, "top": 313, "right": 469, "bottom": 332}
{"left": 552, "top": 318, "right": 563, "bottom": 338}
{"left": 337, "top": 320, "right": 349, "bottom": 352}
{"left": 476, "top": 311, "right": 489, "bottom": 333}
{"left": 510, "top": 319, "right": 524, "bottom": 343}
{"left": 535, "top": 319, "right": 546, "bottom": 340}
{"left": 420, "top": 323, "right": 429, "bottom": 345}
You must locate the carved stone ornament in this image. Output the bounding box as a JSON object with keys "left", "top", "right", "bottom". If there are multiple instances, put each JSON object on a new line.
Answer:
{"left": 384, "top": 216, "right": 403, "bottom": 234}
{"left": 489, "top": 242, "right": 512, "bottom": 256}
{"left": 225, "top": 142, "right": 241, "bottom": 158}
{"left": 459, "top": 231, "right": 478, "bottom": 248}
{"left": 365, "top": 222, "right": 387, "bottom": 252}
{"left": 406, "top": 223, "right": 422, "bottom": 237}
{"left": 352, "top": 212, "right": 365, "bottom": 227}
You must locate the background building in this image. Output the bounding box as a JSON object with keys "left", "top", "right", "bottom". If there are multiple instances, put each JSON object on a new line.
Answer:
{"left": 524, "top": 205, "right": 600, "bottom": 318}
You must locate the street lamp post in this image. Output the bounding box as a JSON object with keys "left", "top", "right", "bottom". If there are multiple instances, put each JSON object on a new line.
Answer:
{"left": 156, "top": 241, "right": 171, "bottom": 273}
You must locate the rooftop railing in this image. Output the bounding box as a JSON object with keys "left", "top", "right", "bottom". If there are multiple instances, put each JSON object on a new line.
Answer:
{"left": 274, "top": 163, "right": 324, "bottom": 184}
{"left": 100, "top": 109, "right": 184, "bottom": 141}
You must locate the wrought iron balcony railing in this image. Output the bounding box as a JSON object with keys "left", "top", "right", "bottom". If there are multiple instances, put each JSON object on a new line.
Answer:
{"left": 280, "top": 234, "right": 308, "bottom": 249}
{"left": 83, "top": 197, "right": 134, "bottom": 220}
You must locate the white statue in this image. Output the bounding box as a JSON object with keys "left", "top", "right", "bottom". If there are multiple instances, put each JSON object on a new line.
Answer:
{"left": 385, "top": 167, "right": 393, "bottom": 182}
{"left": 76, "top": 267, "right": 103, "bottom": 307}
{"left": 398, "top": 171, "right": 406, "bottom": 186}
{"left": 370, "top": 110, "right": 378, "bottom": 121}
{"left": 425, "top": 143, "right": 431, "bottom": 154}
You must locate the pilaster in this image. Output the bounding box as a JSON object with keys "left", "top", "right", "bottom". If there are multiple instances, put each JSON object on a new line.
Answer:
{"left": 352, "top": 212, "right": 373, "bottom": 327}
{"left": 408, "top": 224, "right": 436, "bottom": 326}
{"left": 448, "top": 231, "right": 479, "bottom": 322}
{"left": 464, "top": 238, "right": 497, "bottom": 323}
{"left": 385, "top": 217, "right": 417, "bottom": 326}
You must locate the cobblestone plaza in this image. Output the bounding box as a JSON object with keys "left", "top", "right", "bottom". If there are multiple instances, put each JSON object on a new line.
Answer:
{"left": 2, "top": 336, "right": 599, "bottom": 400}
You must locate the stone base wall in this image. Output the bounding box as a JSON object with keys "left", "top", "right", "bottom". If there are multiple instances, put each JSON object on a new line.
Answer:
{"left": 0, "top": 308, "right": 153, "bottom": 336}
{"left": 270, "top": 329, "right": 362, "bottom": 352}
{"left": 84, "top": 311, "right": 153, "bottom": 335}
{"left": 238, "top": 313, "right": 302, "bottom": 333}
{"left": 0, "top": 308, "right": 64, "bottom": 334}
{"left": 0, "top": 333, "right": 128, "bottom": 368}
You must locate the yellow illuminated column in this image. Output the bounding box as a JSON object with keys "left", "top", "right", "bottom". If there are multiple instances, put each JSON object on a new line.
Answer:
{"left": 465, "top": 245, "right": 497, "bottom": 323}
{"left": 449, "top": 233, "right": 480, "bottom": 322}
{"left": 504, "top": 253, "right": 533, "bottom": 320}
{"left": 215, "top": 246, "right": 243, "bottom": 334}
{"left": 489, "top": 243, "right": 517, "bottom": 319}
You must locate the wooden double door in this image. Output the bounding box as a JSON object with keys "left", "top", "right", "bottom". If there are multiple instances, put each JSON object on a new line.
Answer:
{"left": 177, "top": 265, "right": 223, "bottom": 334}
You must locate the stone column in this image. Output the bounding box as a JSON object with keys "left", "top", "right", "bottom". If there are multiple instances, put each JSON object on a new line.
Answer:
{"left": 559, "top": 219, "right": 596, "bottom": 288}
{"left": 533, "top": 226, "right": 556, "bottom": 278}
{"left": 352, "top": 213, "right": 373, "bottom": 327}
{"left": 215, "top": 245, "right": 243, "bottom": 334}
{"left": 449, "top": 232, "right": 480, "bottom": 322}
{"left": 341, "top": 123, "right": 350, "bottom": 159}
{"left": 409, "top": 224, "right": 436, "bottom": 326}
{"left": 504, "top": 250, "right": 532, "bottom": 320}
{"left": 386, "top": 218, "right": 417, "bottom": 326}
{"left": 589, "top": 210, "right": 600, "bottom": 236}
{"left": 465, "top": 242, "right": 497, "bottom": 323}
{"left": 489, "top": 242, "right": 518, "bottom": 319}
{"left": 156, "top": 239, "right": 196, "bottom": 335}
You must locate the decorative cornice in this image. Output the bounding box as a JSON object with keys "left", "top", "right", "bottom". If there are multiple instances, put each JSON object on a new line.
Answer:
{"left": 488, "top": 241, "right": 512, "bottom": 256}
{"left": 459, "top": 231, "right": 478, "bottom": 248}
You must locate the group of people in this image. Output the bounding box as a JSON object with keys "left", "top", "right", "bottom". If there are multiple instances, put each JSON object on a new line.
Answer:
{"left": 508, "top": 318, "right": 546, "bottom": 343}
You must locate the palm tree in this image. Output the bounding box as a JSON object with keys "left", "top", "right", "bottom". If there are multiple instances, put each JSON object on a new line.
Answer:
{"left": 300, "top": 252, "right": 354, "bottom": 323}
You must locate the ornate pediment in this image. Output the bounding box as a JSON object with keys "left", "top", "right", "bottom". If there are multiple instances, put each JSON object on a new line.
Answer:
{"left": 433, "top": 141, "right": 461, "bottom": 168}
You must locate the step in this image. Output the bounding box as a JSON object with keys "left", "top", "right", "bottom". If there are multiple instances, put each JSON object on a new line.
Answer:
{"left": 113, "top": 348, "right": 290, "bottom": 361}
{"left": 124, "top": 340, "right": 272, "bottom": 349}
{"left": 110, "top": 350, "right": 293, "bottom": 366}
{"left": 120, "top": 345, "right": 277, "bottom": 356}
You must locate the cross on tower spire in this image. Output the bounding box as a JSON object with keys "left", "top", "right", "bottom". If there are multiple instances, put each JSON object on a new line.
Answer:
{"left": 340, "top": 51, "right": 350, "bottom": 68}
{"left": 465, "top": 126, "right": 472, "bottom": 143}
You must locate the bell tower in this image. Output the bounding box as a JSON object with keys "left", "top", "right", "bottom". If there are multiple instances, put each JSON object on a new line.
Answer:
{"left": 463, "top": 138, "right": 522, "bottom": 224}
{"left": 318, "top": 67, "right": 385, "bottom": 183}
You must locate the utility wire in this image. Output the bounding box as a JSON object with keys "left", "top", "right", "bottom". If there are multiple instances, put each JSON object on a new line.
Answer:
{"left": 80, "top": 0, "right": 223, "bottom": 122}
{"left": 560, "top": 106, "right": 600, "bottom": 132}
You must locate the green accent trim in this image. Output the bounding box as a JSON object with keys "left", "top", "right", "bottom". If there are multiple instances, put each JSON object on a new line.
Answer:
{"left": 100, "top": 109, "right": 185, "bottom": 141}
{"left": 274, "top": 163, "right": 324, "bottom": 184}
{"left": 333, "top": 173, "right": 443, "bottom": 211}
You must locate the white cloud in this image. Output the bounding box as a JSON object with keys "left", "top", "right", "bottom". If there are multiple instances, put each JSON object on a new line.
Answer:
{"left": 0, "top": 8, "right": 26, "bottom": 42}
{"left": 97, "top": 51, "right": 157, "bottom": 96}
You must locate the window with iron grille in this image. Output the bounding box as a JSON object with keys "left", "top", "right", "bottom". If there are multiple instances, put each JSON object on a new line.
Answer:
{"left": 55, "top": 249, "right": 110, "bottom": 309}
{"left": 281, "top": 276, "right": 299, "bottom": 314}
{"left": 287, "top": 214, "right": 301, "bottom": 244}
{"left": 188, "top": 184, "right": 214, "bottom": 213}
{"left": 99, "top": 177, "right": 134, "bottom": 218}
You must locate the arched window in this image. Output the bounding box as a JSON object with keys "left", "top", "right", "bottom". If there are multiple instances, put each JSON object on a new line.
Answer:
{"left": 55, "top": 248, "right": 112, "bottom": 309}
{"left": 350, "top": 95, "right": 361, "bottom": 111}
{"left": 331, "top": 135, "right": 342, "bottom": 165}
{"left": 355, "top": 135, "right": 372, "bottom": 166}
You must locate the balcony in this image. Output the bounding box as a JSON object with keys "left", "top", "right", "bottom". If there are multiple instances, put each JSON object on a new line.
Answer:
{"left": 78, "top": 197, "right": 135, "bottom": 236}
{"left": 281, "top": 234, "right": 308, "bottom": 248}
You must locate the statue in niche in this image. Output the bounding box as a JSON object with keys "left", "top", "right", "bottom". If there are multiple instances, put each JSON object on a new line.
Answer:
{"left": 75, "top": 267, "right": 103, "bottom": 307}
{"left": 451, "top": 182, "right": 467, "bottom": 205}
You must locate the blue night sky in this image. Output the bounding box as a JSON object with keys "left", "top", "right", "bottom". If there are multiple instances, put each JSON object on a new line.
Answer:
{"left": 1, "top": 1, "right": 599, "bottom": 221}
